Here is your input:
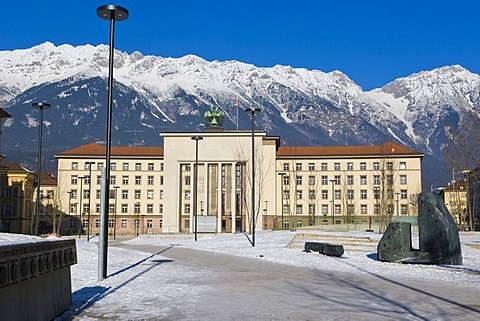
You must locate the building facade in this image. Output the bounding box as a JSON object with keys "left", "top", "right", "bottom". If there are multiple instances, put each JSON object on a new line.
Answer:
{"left": 54, "top": 133, "right": 423, "bottom": 236}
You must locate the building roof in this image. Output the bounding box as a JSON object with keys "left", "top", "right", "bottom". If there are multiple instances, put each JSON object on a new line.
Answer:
{"left": 277, "top": 142, "right": 423, "bottom": 158}
{"left": 39, "top": 172, "right": 57, "bottom": 186}
{"left": 2, "top": 162, "right": 33, "bottom": 174}
{"left": 443, "top": 179, "right": 467, "bottom": 191}
{"left": 55, "top": 142, "right": 164, "bottom": 157}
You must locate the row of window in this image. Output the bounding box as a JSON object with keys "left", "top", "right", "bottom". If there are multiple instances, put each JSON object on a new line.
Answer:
{"left": 71, "top": 175, "right": 163, "bottom": 186}
{"left": 71, "top": 162, "right": 164, "bottom": 172}
{"left": 282, "top": 161, "right": 408, "bottom": 172}
{"left": 69, "top": 218, "right": 162, "bottom": 229}
{"left": 69, "top": 203, "right": 164, "bottom": 214}
{"left": 280, "top": 174, "right": 408, "bottom": 186}
{"left": 282, "top": 189, "right": 409, "bottom": 200}
{"left": 282, "top": 203, "right": 410, "bottom": 215}
{"left": 69, "top": 189, "right": 164, "bottom": 200}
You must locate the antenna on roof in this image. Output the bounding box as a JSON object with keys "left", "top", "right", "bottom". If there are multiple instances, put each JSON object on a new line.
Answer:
{"left": 124, "top": 130, "right": 145, "bottom": 146}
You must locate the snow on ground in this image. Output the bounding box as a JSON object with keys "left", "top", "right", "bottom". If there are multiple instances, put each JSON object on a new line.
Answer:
{"left": 1, "top": 230, "right": 479, "bottom": 320}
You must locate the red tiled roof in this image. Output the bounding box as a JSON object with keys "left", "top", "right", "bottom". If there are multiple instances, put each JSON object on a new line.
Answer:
{"left": 56, "top": 142, "right": 164, "bottom": 157}
{"left": 277, "top": 142, "right": 422, "bottom": 157}
{"left": 3, "top": 162, "right": 33, "bottom": 173}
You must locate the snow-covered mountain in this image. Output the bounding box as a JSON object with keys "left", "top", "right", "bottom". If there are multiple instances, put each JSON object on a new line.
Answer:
{"left": 1, "top": 42, "right": 479, "bottom": 188}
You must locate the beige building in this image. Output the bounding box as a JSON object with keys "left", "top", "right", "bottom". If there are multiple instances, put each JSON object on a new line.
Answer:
{"left": 54, "top": 132, "right": 423, "bottom": 236}
{"left": 442, "top": 179, "right": 468, "bottom": 227}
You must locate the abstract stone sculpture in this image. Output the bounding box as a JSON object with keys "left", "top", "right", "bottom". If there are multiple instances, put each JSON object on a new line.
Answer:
{"left": 377, "top": 191, "right": 463, "bottom": 265}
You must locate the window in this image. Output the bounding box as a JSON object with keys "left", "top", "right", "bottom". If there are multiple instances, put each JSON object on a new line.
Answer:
{"left": 160, "top": 163, "right": 164, "bottom": 171}
{"left": 296, "top": 163, "right": 302, "bottom": 171}
{"left": 184, "top": 164, "right": 191, "bottom": 171}
{"left": 160, "top": 176, "right": 164, "bottom": 185}
{"left": 322, "top": 204, "right": 328, "bottom": 215}
{"left": 122, "top": 190, "right": 128, "bottom": 199}
{"left": 71, "top": 175, "right": 78, "bottom": 184}
{"left": 185, "top": 204, "right": 191, "bottom": 213}
{"left": 374, "top": 204, "right": 380, "bottom": 215}
{"left": 347, "top": 175, "right": 354, "bottom": 185}
{"left": 360, "top": 162, "right": 366, "bottom": 170}
{"left": 111, "top": 163, "right": 117, "bottom": 171}
{"left": 334, "top": 163, "right": 340, "bottom": 170}
{"left": 135, "top": 190, "right": 141, "bottom": 199}
{"left": 95, "top": 190, "right": 101, "bottom": 199}
{"left": 347, "top": 162, "right": 353, "bottom": 170}
{"left": 400, "top": 175, "right": 407, "bottom": 184}
{"left": 321, "top": 176, "right": 328, "bottom": 185}
{"left": 401, "top": 190, "right": 407, "bottom": 199}
{"left": 159, "top": 204, "right": 163, "bottom": 214}
{"left": 121, "top": 219, "right": 127, "bottom": 228}
{"left": 361, "top": 205, "right": 367, "bottom": 214}
{"left": 283, "top": 205, "right": 290, "bottom": 214}
{"left": 72, "top": 162, "right": 78, "bottom": 170}
{"left": 361, "top": 190, "right": 367, "bottom": 199}
{"left": 374, "top": 189, "right": 380, "bottom": 199}
{"left": 308, "top": 176, "right": 315, "bottom": 185}
{"left": 185, "top": 190, "right": 191, "bottom": 200}
{"left": 387, "top": 189, "right": 394, "bottom": 199}
{"left": 283, "top": 220, "right": 290, "bottom": 229}
{"left": 135, "top": 176, "right": 141, "bottom": 185}
{"left": 296, "top": 190, "right": 303, "bottom": 199}
{"left": 185, "top": 176, "right": 191, "bottom": 185}
{"left": 321, "top": 163, "right": 328, "bottom": 171}
{"left": 400, "top": 162, "right": 406, "bottom": 170}
{"left": 347, "top": 205, "right": 354, "bottom": 214}
{"left": 296, "top": 220, "right": 303, "bottom": 228}
{"left": 148, "top": 163, "right": 154, "bottom": 171}
{"left": 69, "top": 219, "right": 76, "bottom": 228}
{"left": 401, "top": 204, "right": 408, "bottom": 215}
{"left": 84, "top": 176, "right": 91, "bottom": 184}
{"left": 121, "top": 204, "right": 128, "bottom": 213}
{"left": 296, "top": 205, "right": 303, "bottom": 214}
{"left": 71, "top": 190, "right": 77, "bottom": 199}
{"left": 109, "top": 219, "right": 114, "bottom": 228}
{"left": 387, "top": 162, "right": 393, "bottom": 170}
{"left": 110, "top": 176, "right": 116, "bottom": 185}
{"left": 135, "top": 163, "right": 142, "bottom": 171}
{"left": 322, "top": 190, "right": 328, "bottom": 199}
{"left": 97, "top": 163, "right": 104, "bottom": 170}
{"left": 283, "top": 163, "right": 290, "bottom": 171}
{"left": 334, "top": 204, "right": 341, "bottom": 214}
{"left": 360, "top": 176, "right": 367, "bottom": 185}
{"left": 308, "top": 163, "right": 315, "bottom": 171}
{"left": 160, "top": 190, "right": 163, "bottom": 199}
{"left": 283, "top": 175, "right": 290, "bottom": 186}
{"left": 109, "top": 204, "right": 115, "bottom": 213}
{"left": 387, "top": 175, "right": 394, "bottom": 185}
{"left": 123, "top": 163, "right": 129, "bottom": 171}
{"left": 296, "top": 176, "right": 302, "bottom": 185}
{"left": 283, "top": 190, "right": 290, "bottom": 199}
{"left": 147, "top": 220, "right": 153, "bottom": 228}
{"left": 373, "top": 175, "right": 380, "bottom": 185}
{"left": 334, "top": 176, "right": 340, "bottom": 185}
{"left": 147, "top": 204, "right": 153, "bottom": 213}
{"left": 122, "top": 176, "right": 129, "bottom": 185}
{"left": 147, "top": 190, "right": 154, "bottom": 199}
{"left": 347, "top": 190, "right": 354, "bottom": 199}
{"left": 373, "top": 162, "right": 380, "bottom": 170}
{"left": 148, "top": 176, "right": 154, "bottom": 185}
{"left": 309, "top": 205, "right": 315, "bottom": 215}
{"left": 83, "top": 189, "right": 90, "bottom": 199}
{"left": 70, "top": 204, "right": 77, "bottom": 213}
{"left": 335, "top": 190, "right": 341, "bottom": 199}
{"left": 135, "top": 203, "right": 141, "bottom": 213}
{"left": 309, "top": 190, "right": 315, "bottom": 200}
{"left": 97, "top": 175, "right": 102, "bottom": 184}
{"left": 96, "top": 204, "right": 100, "bottom": 213}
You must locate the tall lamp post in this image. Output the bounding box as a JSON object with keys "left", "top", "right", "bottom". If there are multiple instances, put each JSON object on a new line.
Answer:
{"left": 33, "top": 102, "right": 51, "bottom": 236}
{"left": 330, "top": 179, "right": 335, "bottom": 225}
{"left": 245, "top": 107, "right": 261, "bottom": 247}
{"left": 113, "top": 186, "right": 119, "bottom": 239}
{"left": 67, "top": 190, "right": 72, "bottom": 234}
{"left": 97, "top": 4, "right": 128, "bottom": 280}
{"left": 191, "top": 136, "right": 203, "bottom": 241}
{"left": 278, "top": 173, "right": 286, "bottom": 230}
{"left": 87, "top": 162, "right": 95, "bottom": 241}
{"left": 78, "top": 176, "right": 86, "bottom": 238}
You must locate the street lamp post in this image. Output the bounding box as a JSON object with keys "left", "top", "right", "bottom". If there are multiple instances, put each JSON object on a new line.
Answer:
{"left": 113, "top": 186, "right": 119, "bottom": 240}
{"left": 97, "top": 4, "right": 128, "bottom": 280}
{"left": 330, "top": 179, "right": 335, "bottom": 225}
{"left": 278, "top": 173, "right": 285, "bottom": 230}
{"left": 87, "top": 162, "right": 95, "bottom": 241}
{"left": 395, "top": 192, "right": 400, "bottom": 216}
{"left": 191, "top": 136, "right": 203, "bottom": 241}
{"left": 67, "top": 191, "right": 72, "bottom": 234}
{"left": 78, "top": 176, "right": 86, "bottom": 239}
{"left": 33, "top": 102, "right": 51, "bottom": 236}
{"left": 245, "top": 107, "right": 261, "bottom": 247}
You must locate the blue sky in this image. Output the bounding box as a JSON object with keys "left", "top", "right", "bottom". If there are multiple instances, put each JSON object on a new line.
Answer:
{"left": 1, "top": 1, "right": 480, "bottom": 90}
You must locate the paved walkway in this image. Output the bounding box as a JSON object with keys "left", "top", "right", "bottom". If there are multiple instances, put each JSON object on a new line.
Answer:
{"left": 112, "top": 242, "right": 480, "bottom": 320}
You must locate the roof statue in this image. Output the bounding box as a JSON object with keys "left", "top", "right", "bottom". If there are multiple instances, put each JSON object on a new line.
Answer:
{"left": 204, "top": 106, "right": 224, "bottom": 129}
